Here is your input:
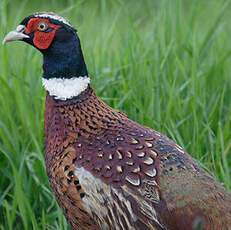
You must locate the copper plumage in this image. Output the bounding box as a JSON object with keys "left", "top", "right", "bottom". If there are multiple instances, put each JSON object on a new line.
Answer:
{"left": 45, "top": 88, "right": 231, "bottom": 230}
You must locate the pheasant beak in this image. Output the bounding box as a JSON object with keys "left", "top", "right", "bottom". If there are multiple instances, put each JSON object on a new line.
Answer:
{"left": 2, "top": 25, "right": 29, "bottom": 44}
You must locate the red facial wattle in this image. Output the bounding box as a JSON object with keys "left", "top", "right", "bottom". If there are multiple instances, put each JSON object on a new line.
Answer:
{"left": 25, "top": 18, "right": 60, "bottom": 50}
{"left": 33, "top": 29, "right": 57, "bottom": 50}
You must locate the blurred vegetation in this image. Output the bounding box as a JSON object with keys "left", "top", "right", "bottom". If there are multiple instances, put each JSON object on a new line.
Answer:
{"left": 0, "top": 0, "right": 231, "bottom": 229}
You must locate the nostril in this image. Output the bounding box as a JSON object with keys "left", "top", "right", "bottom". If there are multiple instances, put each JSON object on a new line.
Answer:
{"left": 16, "top": 25, "right": 25, "bottom": 33}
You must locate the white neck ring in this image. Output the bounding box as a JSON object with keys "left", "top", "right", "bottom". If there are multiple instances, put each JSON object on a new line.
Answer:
{"left": 42, "top": 76, "right": 90, "bottom": 100}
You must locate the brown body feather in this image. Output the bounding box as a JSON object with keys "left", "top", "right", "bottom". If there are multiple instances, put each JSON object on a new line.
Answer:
{"left": 45, "top": 87, "right": 231, "bottom": 230}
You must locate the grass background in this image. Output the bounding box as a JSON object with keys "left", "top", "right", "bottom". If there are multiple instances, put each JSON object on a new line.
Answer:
{"left": 0, "top": 0, "right": 231, "bottom": 229}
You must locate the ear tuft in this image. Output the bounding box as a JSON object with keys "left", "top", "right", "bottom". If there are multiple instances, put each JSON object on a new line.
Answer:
{"left": 33, "top": 12, "right": 72, "bottom": 27}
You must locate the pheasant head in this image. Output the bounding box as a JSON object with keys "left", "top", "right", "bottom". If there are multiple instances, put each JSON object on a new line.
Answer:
{"left": 3, "top": 12, "right": 89, "bottom": 99}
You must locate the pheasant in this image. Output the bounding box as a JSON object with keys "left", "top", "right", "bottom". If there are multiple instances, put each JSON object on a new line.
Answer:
{"left": 3, "top": 12, "right": 231, "bottom": 230}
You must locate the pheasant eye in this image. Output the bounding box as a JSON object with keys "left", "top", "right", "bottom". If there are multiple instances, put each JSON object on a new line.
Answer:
{"left": 38, "top": 22, "right": 48, "bottom": 31}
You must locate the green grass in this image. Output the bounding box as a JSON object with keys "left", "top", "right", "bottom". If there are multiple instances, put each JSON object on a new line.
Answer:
{"left": 0, "top": 0, "right": 231, "bottom": 229}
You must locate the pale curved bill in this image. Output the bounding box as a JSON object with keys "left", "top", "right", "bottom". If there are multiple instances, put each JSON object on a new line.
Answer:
{"left": 2, "top": 31, "right": 29, "bottom": 44}
{"left": 2, "top": 25, "right": 29, "bottom": 45}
